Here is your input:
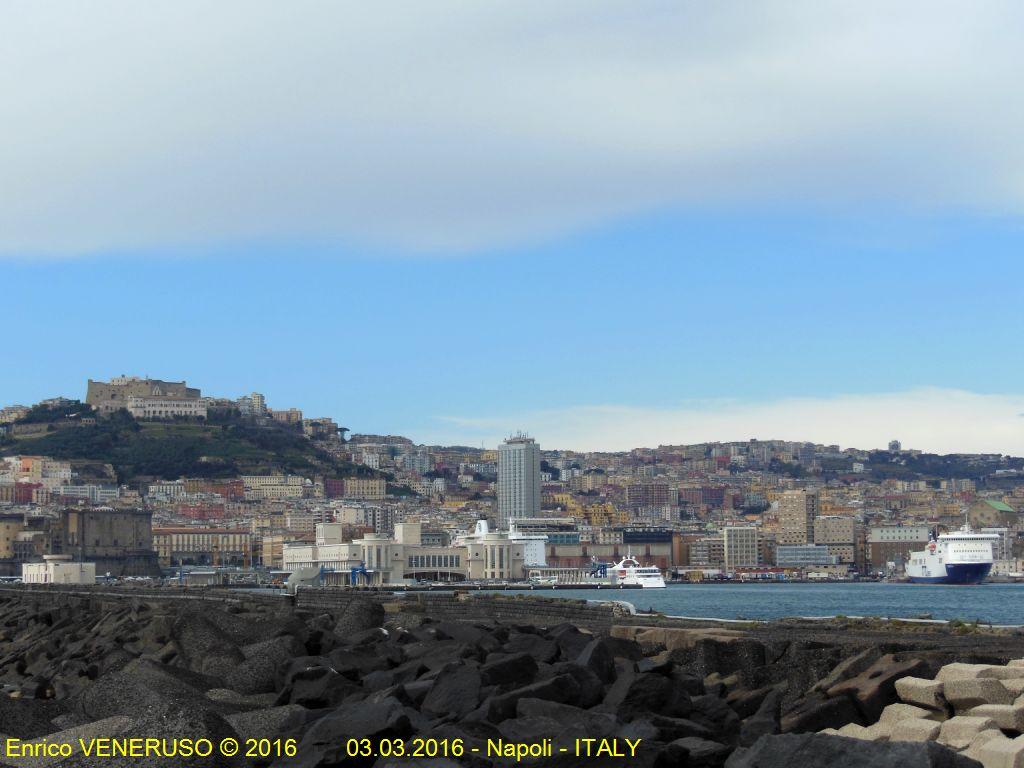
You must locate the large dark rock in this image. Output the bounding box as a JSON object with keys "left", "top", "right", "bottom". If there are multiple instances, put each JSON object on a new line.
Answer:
{"left": 421, "top": 663, "right": 483, "bottom": 718}
{"left": 276, "top": 663, "right": 360, "bottom": 709}
{"left": 433, "top": 622, "right": 499, "bottom": 652}
{"left": 517, "top": 698, "right": 618, "bottom": 736}
{"left": 724, "top": 733, "right": 983, "bottom": 768}
{"left": 656, "top": 737, "right": 731, "bottom": 768}
{"left": 277, "top": 696, "right": 415, "bottom": 768}
{"left": 739, "top": 686, "right": 784, "bottom": 747}
{"left": 484, "top": 674, "right": 581, "bottom": 722}
{"left": 648, "top": 714, "right": 717, "bottom": 742}
{"left": 605, "top": 673, "right": 691, "bottom": 721}
{"left": 690, "top": 694, "right": 741, "bottom": 744}
{"left": 225, "top": 635, "right": 304, "bottom": 695}
{"left": 0, "top": 696, "right": 67, "bottom": 738}
{"left": 331, "top": 597, "right": 385, "bottom": 638}
{"left": 224, "top": 704, "right": 314, "bottom": 741}
{"left": 780, "top": 692, "right": 863, "bottom": 734}
{"left": 549, "top": 662, "right": 605, "bottom": 709}
{"left": 504, "top": 633, "right": 560, "bottom": 663}
{"left": 548, "top": 623, "right": 594, "bottom": 660}
{"left": 61, "top": 704, "right": 243, "bottom": 768}
{"left": 601, "top": 635, "right": 644, "bottom": 661}
{"left": 480, "top": 652, "right": 538, "bottom": 689}
{"left": 171, "top": 610, "right": 244, "bottom": 680}
{"left": 576, "top": 637, "right": 617, "bottom": 683}
{"left": 72, "top": 658, "right": 223, "bottom": 721}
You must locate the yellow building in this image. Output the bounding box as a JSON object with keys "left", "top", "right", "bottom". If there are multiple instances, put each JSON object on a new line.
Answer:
{"left": 0, "top": 514, "right": 24, "bottom": 559}
{"left": 343, "top": 477, "right": 387, "bottom": 500}
{"left": 582, "top": 503, "right": 628, "bottom": 527}
{"left": 153, "top": 527, "right": 253, "bottom": 567}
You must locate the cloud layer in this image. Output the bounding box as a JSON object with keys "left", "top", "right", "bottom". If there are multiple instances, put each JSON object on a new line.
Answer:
{"left": 433, "top": 389, "right": 1024, "bottom": 455}
{"left": 2, "top": 1, "right": 1024, "bottom": 255}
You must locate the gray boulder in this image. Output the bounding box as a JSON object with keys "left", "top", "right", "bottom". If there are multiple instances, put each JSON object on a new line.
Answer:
{"left": 725, "top": 733, "right": 982, "bottom": 768}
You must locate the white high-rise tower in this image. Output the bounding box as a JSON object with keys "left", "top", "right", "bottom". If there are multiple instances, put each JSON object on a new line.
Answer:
{"left": 497, "top": 434, "right": 541, "bottom": 523}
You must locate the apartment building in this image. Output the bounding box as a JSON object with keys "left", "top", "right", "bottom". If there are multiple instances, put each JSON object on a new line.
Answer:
{"left": 813, "top": 515, "right": 859, "bottom": 564}
{"left": 242, "top": 475, "right": 306, "bottom": 501}
{"left": 342, "top": 476, "right": 387, "bottom": 500}
{"left": 777, "top": 489, "right": 819, "bottom": 545}
{"left": 723, "top": 526, "right": 760, "bottom": 571}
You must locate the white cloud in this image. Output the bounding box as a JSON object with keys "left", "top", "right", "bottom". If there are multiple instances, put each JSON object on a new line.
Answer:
{"left": 431, "top": 389, "right": 1024, "bottom": 454}
{"left": 2, "top": 1, "right": 1024, "bottom": 256}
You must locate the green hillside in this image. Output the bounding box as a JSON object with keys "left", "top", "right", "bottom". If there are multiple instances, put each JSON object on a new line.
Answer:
{"left": 0, "top": 410, "right": 375, "bottom": 485}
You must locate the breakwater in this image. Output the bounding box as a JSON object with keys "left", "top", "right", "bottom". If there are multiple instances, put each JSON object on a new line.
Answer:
{"left": 3, "top": 584, "right": 1024, "bottom": 767}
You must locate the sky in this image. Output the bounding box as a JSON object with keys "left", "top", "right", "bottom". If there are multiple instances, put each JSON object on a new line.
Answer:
{"left": 2, "top": 2, "right": 1023, "bottom": 454}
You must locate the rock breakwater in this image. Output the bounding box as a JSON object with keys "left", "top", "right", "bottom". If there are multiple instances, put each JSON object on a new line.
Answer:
{"left": 2, "top": 588, "right": 1024, "bottom": 766}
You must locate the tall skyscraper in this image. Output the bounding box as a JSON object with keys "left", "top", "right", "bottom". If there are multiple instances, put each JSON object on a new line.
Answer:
{"left": 777, "top": 489, "right": 819, "bottom": 545}
{"left": 497, "top": 435, "right": 541, "bottom": 523}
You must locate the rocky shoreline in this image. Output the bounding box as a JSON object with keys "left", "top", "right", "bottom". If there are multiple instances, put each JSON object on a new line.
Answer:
{"left": 2, "top": 588, "right": 1024, "bottom": 767}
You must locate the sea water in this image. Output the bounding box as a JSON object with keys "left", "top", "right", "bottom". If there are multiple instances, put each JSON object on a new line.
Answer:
{"left": 531, "top": 582, "right": 1024, "bottom": 625}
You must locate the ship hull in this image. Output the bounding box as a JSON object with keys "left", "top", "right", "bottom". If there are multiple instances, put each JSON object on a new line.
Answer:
{"left": 907, "top": 562, "right": 992, "bottom": 585}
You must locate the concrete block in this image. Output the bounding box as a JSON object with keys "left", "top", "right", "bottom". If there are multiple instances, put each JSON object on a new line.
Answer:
{"left": 818, "top": 728, "right": 842, "bottom": 736}
{"left": 1008, "top": 660, "right": 1024, "bottom": 668}
{"left": 938, "top": 715, "right": 999, "bottom": 750}
{"left": 946, "top": 678, "right": 1015, "bottom": 710}
{"left": 985, "top": 668, "right": 1024, "bottom": 681}
{"left": 972, "top": 734, "right": 1024, "bottom": 768}
{"left": 1004, "top": 680, "right": 1024, "bottom": 697}
{"left": 964, "top": 731, "right": 1013, "bottom": 768}
{"left": 879, "top": 702, "right": 942, "bottom": 725}
{"left": 837, "top": 723, "right": 869, "bottom": 738}
{"left": 938, "top": 663, "right": 1024, "bottom": 682}
{"left": 890, "top": 717, "right": 942, "bottom": 742}
{"left": 896, "top": 676, "right": 947, "bottom": 710}
{"left": 969, "top": 704, "right": 1024, "bottom": 732}
{"left": 837, "top": 722, "right": 891, "bottom": 741}
{"left": 862, "top": 722, "right": 893, "bottom": 742}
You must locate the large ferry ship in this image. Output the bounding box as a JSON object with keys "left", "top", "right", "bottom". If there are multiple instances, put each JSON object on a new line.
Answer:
{"left": 905, "top": 526, "right": 998, "bottom": 585}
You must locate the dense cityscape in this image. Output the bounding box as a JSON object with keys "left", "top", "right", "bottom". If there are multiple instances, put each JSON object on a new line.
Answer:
{"left": 2, "top": 374, "right": 1022, "bottom": 587}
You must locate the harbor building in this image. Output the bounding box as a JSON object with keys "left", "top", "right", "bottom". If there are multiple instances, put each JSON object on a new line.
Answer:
{"left": 22, "top": 555, "right": 96, "bottom": 585}
{"left": 866, "top": 525, "right": 930, "bottom": 573}
{"left": 281, "top": 520, "right": 531, "bottom": 585}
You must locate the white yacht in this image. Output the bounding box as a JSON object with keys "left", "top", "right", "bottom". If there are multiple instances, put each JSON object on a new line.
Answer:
{"left": 590, "top": 555, "right": 666, "bottom": 588}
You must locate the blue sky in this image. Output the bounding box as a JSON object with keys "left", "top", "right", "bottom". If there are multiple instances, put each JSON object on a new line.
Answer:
{"left": 2, "top": 2, "right": 1023, "bottom": 453}
{"left": 4, "top": 208, "right": 1023, "bottom": 452}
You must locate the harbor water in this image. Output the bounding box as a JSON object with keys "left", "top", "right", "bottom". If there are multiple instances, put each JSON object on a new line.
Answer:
{"left": 531, "top": 582, "right": 1024, "bottom": 625}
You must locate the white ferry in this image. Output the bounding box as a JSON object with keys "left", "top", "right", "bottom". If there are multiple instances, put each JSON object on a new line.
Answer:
{"left": 527, "top": 555, "right": 667, "bottom": 588}
{"left": 589, "top": 555, "right": 667, "bottom": 588}
{"left": 906, "top": 526, "right": 998, "bottom": 585}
